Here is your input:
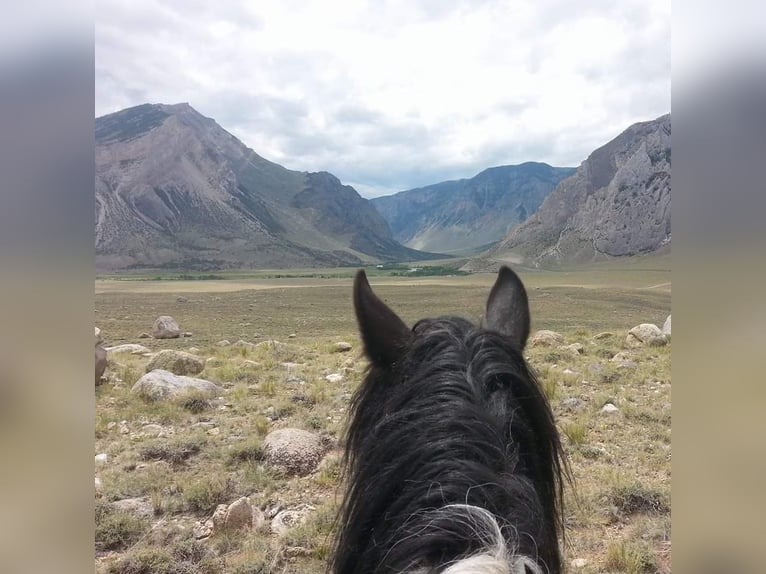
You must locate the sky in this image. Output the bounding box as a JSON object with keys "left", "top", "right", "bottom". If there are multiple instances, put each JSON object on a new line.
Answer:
{"left": 96, "top": 0, "right": 670, "bottom": 198}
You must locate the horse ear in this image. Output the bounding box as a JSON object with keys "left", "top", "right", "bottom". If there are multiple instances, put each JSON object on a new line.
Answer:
{"left": 485, "top": 265, "right": 531, "bottom": 348}
{"left": 353, "top": 269, "right": 411, "bottom": 367}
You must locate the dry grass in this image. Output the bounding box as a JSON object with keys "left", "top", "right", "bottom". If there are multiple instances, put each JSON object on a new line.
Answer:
{"left": 95, "top": 271, "right": 670, "bottom": 573}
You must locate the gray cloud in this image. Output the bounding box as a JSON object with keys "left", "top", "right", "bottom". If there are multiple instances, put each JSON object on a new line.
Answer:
{"left": 96, "top": 0, "right": 670, "bottom": 197}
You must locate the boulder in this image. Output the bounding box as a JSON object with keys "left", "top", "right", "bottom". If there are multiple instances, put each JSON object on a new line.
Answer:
{"left": 263, "top": 428, "right": 325, "bottom": 476}
{"left": 332, "top": 342, "right": 353, "bottom": 353}
{"left": 131, "top": 370, "right": 223, "bottom": 400}
{"left": 152, "top": 315, "right": 182, "bottom": 339}
{"left": 146, "top": 350, "right": 205, "bottom": 376}
{"left": 271, "top": 509, "right": 310, "bottom": 535}
{"left": 626, "top": 323, "right": 667, "bottom": 347}
{"left": 662, "top": 315, "right": 671, "bottom": 337}
{"left": 529, "top": 330, "right": 564, "bottom": 347}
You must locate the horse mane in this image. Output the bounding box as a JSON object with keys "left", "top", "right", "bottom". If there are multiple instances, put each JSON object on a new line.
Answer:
{"left": 332, "top": 270, "right": 567, "bottom": 574}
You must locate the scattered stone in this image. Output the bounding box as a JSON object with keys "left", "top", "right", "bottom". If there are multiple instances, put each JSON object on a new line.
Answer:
{"left": 562, "top": 368, "right": 576, "bottom": 375}
{"left": 216, "top": 340, "right": 231, "bottom": 347}
{"left": 152, "top": 315, "right": 182, "bottom": 339}
{"left": 325, "top": 373, "right": 343, "bottom": 383}
{"left": 662, "top": 315, "right": 671, "bottom": 337}
{"left": 263, "top": 428, "right": 325, "bottom": 476}
{"left": 95, "top": 453, "right": 108, "bottom": 465}
{"left": 176, "top": 296, "right": 188, "bottom": 303}
{"left": 571, "top": 558, "right": 589, "bottom": 569}
{"left": 592, "top": 332, "right": 614, "bottom": 340}
{"left": 187, "top": 347, "right": 201, "bottom": 354}
{"left": 96, "top": 333, "right": 107, "bottom": 386}
{"left": 529, "top": 330, "right": 564, "bottom": 347}
{"left": 131, "top": 370, "right": 224, "bottom": 400}
{"left": 271, "top": 509, "right": 310, "bottom": 536}
{"left": 216, "top": 497, "right": 253, "bottom": 531}
{"left": 626, "top": 323, "right": 667, "bottom": 347}
{"left": 288, "top": 333, "right": 297, "bottom": 339}
{"left": 561, "top": 343, "right": 584, "bottom": 356}
{"left": 332, "top": 341, "right": 353, "bottom": 353}
{"left": 105, "top": 344, "right": 151, "bottom": 355}
{"left": 561, "top": 397, "right": 585, "bottom": 411}
{"left": 182, "top": 332, "right": 193, "bottom": 337}
{"left": 207, "top": 427, "right": 220, "bottom": 436}
{"left": 140, "top": 424, "right": 165, "bottom": 436}
{"left": 241, "top": 360, "right": 262, "bottom": 369}
{"left": 138, "top": 332, "right": 152, "bottom": 339}
{"left": 107, "top": 422, "right": 117, "bottom": 431}
{"left": 95, "top": 476, "right": 102, "bottom": 491}
{"left": 601, "top": 403, "right": 619, "bottom": 414}
{"left": 146, "top": 350, "right": 205, "bottom": 376}
{"left": 111, "top": 497, "right": 154, "bottom": 518}
{"left": 193, "top": 520, "right": 213, "bottom": 540}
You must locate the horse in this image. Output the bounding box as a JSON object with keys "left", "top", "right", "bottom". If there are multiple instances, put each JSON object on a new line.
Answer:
{"left": 331, "top": 266, "right": 567, "bottom": 574}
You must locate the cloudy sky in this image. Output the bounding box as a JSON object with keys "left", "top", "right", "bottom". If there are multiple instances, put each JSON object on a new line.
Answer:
{"left": 96, "top": 0, "right": 670, "bottom": 197}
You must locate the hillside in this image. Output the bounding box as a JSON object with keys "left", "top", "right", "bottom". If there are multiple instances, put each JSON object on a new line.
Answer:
{"left": 371, "top": 163, "right": 574, "bottom": 254}
{"left": 489, "top": 114, "right": 671, "bottom": 266}
{"left": 95, "top": 103, "right": 431, "bottom": 271}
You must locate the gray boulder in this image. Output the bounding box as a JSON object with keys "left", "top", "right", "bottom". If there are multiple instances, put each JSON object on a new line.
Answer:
{"left": 146, "top": 350, "right": 205, "bottom": 375}
{"left": 106, "top": 343, "right": 151, "bottom": 355}
{"left": 529, "top": 330, "right": 564, "bottom": 347}
{"left": 131, "top": 369, "right": 223, "bottom": 400}
{"left": 263, "top": 428, "right": 325, "bottom": 476}
{"left": 152, "top": 315, "right": 182, "bottom": 339}
{"left": 626, "top": 323, "right": 667, "bottom": 347}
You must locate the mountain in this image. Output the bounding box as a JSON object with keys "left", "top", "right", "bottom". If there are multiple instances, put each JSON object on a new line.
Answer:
{"left": 370, "top": 163, "right": 575, "bottom": 254}
{"left": 95, "top": 103, "right": 431, "bottom": 271}
{"left": 489, "top": 114, "right": 671, "bottom": 266}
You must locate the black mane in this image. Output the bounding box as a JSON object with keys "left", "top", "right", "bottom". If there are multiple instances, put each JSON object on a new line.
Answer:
{"left": 332, "top": 270, "right": 567, "bottom": 574}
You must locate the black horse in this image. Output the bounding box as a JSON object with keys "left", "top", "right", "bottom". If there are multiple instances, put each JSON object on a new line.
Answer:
{"left": 332, "top": 266, "right": 567, "bottom": 574}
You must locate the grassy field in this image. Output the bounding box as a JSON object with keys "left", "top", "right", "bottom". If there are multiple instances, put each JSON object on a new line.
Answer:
{"left": 95, "top": 264, "right": 671, "bottom": 573}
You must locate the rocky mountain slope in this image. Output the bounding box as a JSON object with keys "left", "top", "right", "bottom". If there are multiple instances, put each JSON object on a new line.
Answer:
{"left": 95, "top": 103, "right": 430, "bottom": 271}
{"left": 371, "top": 163, "right": 574, "bottom": 254}
{"left": 490, "top": 114, "right": 671, "bottom": 266}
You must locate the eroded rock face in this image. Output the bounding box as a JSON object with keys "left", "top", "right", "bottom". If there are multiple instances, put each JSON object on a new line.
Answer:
{"left": 146, "top": 350, "right": 205, "bottom": 376}
{"left": 262, "top": 428, "right": 325, "bottom": 477}
{"left": 152, "top": 316, "right": 182, "bottom": 339}
{"left": 131, "top": 370, "right": 223, "bottom": 400}
{"left": 493, "top": 114, "right": 671, "bottom": 265}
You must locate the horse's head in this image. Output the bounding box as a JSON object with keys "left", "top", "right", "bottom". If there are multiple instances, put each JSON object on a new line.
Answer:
{"left": 334, "top": 267, "right": 565, "bottom": 574}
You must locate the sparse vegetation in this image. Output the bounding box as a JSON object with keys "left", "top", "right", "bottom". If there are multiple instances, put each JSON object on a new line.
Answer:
{"left": 95, "top": 268, "right": 670, "bottom": 573}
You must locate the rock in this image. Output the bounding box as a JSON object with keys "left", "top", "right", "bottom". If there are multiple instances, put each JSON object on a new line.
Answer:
{"left": 662, "top": 314, "right": 671, "bottom": 337}
{"left": 152, "top": 315, "right": 182, "bottom": 339}
{"left": 105, "top": 344, "right": 151, "bottom": 355}
{"left": 205, "top": 357, "right": 224, "bottom": 367}
{"left": 95, "top": 453, "right": 108, "bottom": 465}
{"left": 332, "top": 342, "right": 353, "bottom": 353}
{"left": 626, "top": 323, "right": 667, "bottom": 347}
{"left": 241, "top": 360, "right": 261, "bottom": 369}
{"left": 561, "top": 397, "right": 585, "bottom": 411}
{"left": 138, "top": 332, "right": 152, "bottom": 339}
{"left": 592, "top": 332, "right": 614, "bottom": 340}
{"left": 571, "top": 558, "right": 588, "bottom": 569}
{"left": 95, "top": 343, "right": 107, "bottom": 386}
{"left": 271, "top": 509, "right": 310, "bottom": 535}
{"left": 601, "top": 403, "right": 619, "bottom": 414}
{"left": 263, "top": 428, "right": 325, "bottom": 476}
{"left": 216, "top": 340, "right": 231, "bottom": 347}
{"left": 288, "top": 333, "right": 297, "bottom": 339}
{"left": 187, "top": 347, "right": 201, "bottom": 354}
{"left": 193, "top": 520, "right": 213, "bottom": 539}
{"left": 131, "top": 370, "right": 224, "bottom": 400}
{"left": 176, "top": 296, "right": 188, "bottom": 303}
{"left": 325, "top": 373, "right": 343, "bottom": 383}
{"left": 112, "top": 497, "right": 154, "bottom": 518}
{"left": 95, "top": 476, "right": 102, "bottom": 491}
{"left": 182, "top": 332, "right": 193, "bottom": 337}
{"left": 561, "top": 343, "right": 584, "bottom": 356}
{"left": 219, "top": 497, "right": 253, "bottom": 531}
{"left": 95, "top": 327, "right": 103, "bottom": 345}
{"left": 529, "top": 330, "right": 564, "bottom": 347}
{"left": 146, "top": 350, "right": 205, "bottom": 376}
{"left": 611, "top": 351, "right": 633, "bottom": 363}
